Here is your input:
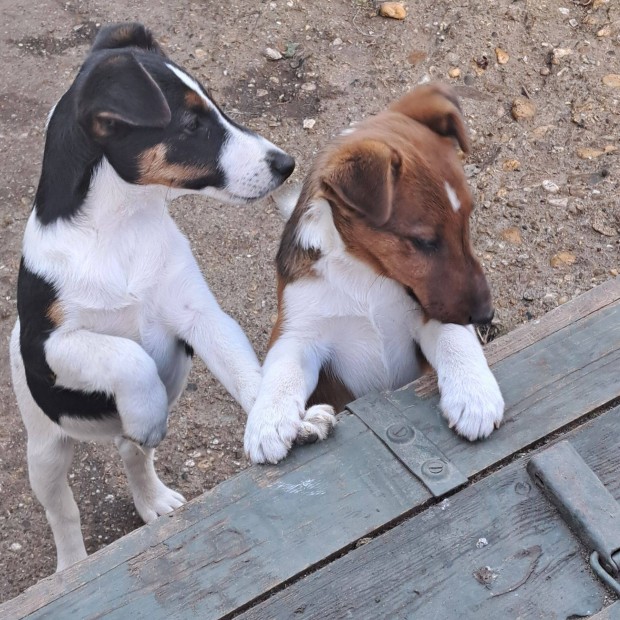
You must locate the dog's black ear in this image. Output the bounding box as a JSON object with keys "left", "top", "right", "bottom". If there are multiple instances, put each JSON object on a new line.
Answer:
{"left": 390, "top": 83, "right": 470, "bottom": 154}
{"left": 91, "top": 23, "right": 166, "bottom": 57}
{"left": 322, "top": 139, "right": 401, "bottom": 227}
{"left": 77, "top": 53, "right": 171, "bottom": 138}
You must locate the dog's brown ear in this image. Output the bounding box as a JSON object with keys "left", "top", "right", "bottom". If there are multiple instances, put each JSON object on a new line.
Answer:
{"left": 322, "top": 140, "right": 401, "bottom": 227}
{"left": 91, "top": 23, "right": 167, "bottom": 57}
{"left": 390, "top": 83, "right": 470, "bottom": 154}
{"left": 77, "top": 53, "right": 171, "bottom": 138}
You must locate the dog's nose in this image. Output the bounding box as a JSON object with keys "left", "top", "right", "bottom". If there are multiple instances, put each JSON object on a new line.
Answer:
{"left": 470, "top": 307, "right": 495, "bottom": 326}
{"left": 266, "top": 150, "right": 295, "bottom": 179}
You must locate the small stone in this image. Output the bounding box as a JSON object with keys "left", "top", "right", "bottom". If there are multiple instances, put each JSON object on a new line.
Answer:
{"left": 9, "top": 543, "right": 22, "bottom": 552}
{"left": 597, "top": 25, "right": 613, "bottom": 38}
{"left": 610, "top": 269, "right": 619, "bottom": 277}
{"left": 542, "top": 180, "right": 560, "bottom": 193}
{"left": 558, "top": 7, "right": 570, "bottom": 15}
{"left": 302, "top": 118, "right": 316, "bottom": 129}
{"left": 552, "top": 48, "right": 573, "bottom": 64}
{"left": 532, "top": 125, "right": 554, "bottom": 139}
{"left": 463, "top": 164, "right": 481, "bottom": 178}
{"left": 184, "top": 459, "right": 195, "bottom": 468}
{"left": 301, "top": 82, "right": 317, "bottom": 91}
{"left": 602, "top": 74, "right": 620, "bottom": 88}
{"left": 592, "top": 212, "right": 617, "bottom": 237}
{"left": 540, "top": 67, "right": 550, "bottom": 76}
{"left": 548, "top": 197, "right": 569, "bottom": 208}
{"left": 511, "top": 97, "right": 536, "bottom": 121}
{"left": 331, "top": 37, "right": 343, "bottom": 46}
{"left": 378, "top": 2, "right": 407, "bottom": 19}
{"left": 502, "top": 159, "right": 520, "bottom": 171}
{"left": 476, "top": 537, "right": 489, "bottom": 548}
{"left": 194, "top": 48, "right": 207, "bottom": 59}
{"left": 550, "top": 251, "right": 576, "bottom": 268}
{"left": 577, "top": 147, "right": 605, "bottom": 160}
{"left": 264, "top": 47, "right": 283, "bottom": 61}
{"left": 495, "top": 48, "right": 509, "bottom": 64}
{"left": 256, "top": 89, "right": 268, "bottom": 98}
{"left": 448, "top": 67, "right": 461, "bottom": 78}
{"left": 522, "top": 290, "right": 536, "bottom": 301}
{"left": 500, "top": 227, "right": 522, "bottom": 244}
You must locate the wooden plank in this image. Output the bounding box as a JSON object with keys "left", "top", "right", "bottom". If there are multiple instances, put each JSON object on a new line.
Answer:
{"left": 413, "top": 276, "right": 619, "bottom": 397}
{"left": 2, "top": 280, "right": 618, "bottom": 619}
{"left": 241, "top": 406, "right": 620, "bottom": 620}
{"left": 589, "top": 601, "right": 620, "bottom": 620}
{"left": 386, "top": 301, "right": 620, "bottom": 476}
{"left": 0, "top": 414, "right": 431, "bottom": 620}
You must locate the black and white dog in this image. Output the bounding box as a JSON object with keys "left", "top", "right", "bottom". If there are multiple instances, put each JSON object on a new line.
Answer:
{"left": 9, "top": 23, "right": 294, "bottom": 572}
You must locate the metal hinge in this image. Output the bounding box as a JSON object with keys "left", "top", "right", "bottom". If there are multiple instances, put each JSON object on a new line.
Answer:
{"left": 347, "top": 392, "right": 468, "bottom": 497}
{"left": 527, "top": 440, "right": 620, "bottom": 596}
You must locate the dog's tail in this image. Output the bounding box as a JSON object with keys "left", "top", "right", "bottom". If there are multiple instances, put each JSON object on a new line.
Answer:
{"left": 271, "top": 183, "right": 302, "bottom": 221}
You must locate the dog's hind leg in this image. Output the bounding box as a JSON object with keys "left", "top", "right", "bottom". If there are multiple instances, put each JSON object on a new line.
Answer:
{"left": 10, "top": 324, "right": 87, "bottom": 571}
{"left": 115, "top": 437, "right": 185, "bottom": 523}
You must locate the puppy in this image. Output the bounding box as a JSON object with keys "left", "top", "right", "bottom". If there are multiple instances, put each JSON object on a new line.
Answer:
{"left": 244, "top": 84, "right": 504, "bottom": 464}
{"left": 9, "top": 23, "right": 294, "bottom": 571}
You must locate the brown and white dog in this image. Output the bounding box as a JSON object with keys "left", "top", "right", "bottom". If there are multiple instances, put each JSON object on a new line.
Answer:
{"left": 244, "top": 84, "right": 504, "bottom": 464}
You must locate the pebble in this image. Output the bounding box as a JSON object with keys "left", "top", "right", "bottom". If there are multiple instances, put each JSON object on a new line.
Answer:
{"left": 301, "top": 82, "right": 317, "bottom": 91}
{"left": 551, "top": 48, "right": 573, "bottom": 64}
{"left": 331, "top": 37, "right": 343, "bottom": 46}
{"left": 256, "top": 89, "right": 268, "bottom": 98}
{"left": 577, "top": 147, "right": 604, "bottom": 160}
{"left": 522, "top": 290, "right": 536, "bottom": 301}
{"left": 548, "top": 197, "right": 569, "bottom": 208}
{"left": 542, "top": 180, "right": 560, "bottom": 193}
{"left": 464, "top": 164, "right": 481, "bottom": 178}
{"left": 597, "top": 25, "right": 613, "bottom": 38}
{"left": 379, "top": 2, "right": 407, "bottom": 20}
{"left": 303, "top": 118, "right": 316, "bottom": 129}
{"left": 495, "top": 48, "right": 509, "bottom": 64}
{"left": 540, "top": 67, "right": 550, "bottom": 76}
{"left": 602, "top": 74, "right": 620, "bottom": 88}
{"left": 448, "top": 67, "right": 461, "bottom": 78}
{"left": 264, "top": 47, "right": 283, "bottom": 61}
{"left": 194, "top": 48, "right": 207, "bottom": 59}
{"left": 500, "top": 227, "right": 522, "bottom": 244}
{"left": 9, "top": 542, "right": 22, "bottom": 552}
{"left": 511, "top": 97, "right": 536, "bottom": 121}
{"left": 550, "top": 251, "right": 576, "bottom": 268}
{"left": 502, "top": 159, "right": 520, "bottom": 171}
{"left": 476, "top": 537, "right": 489, "bottom": 548}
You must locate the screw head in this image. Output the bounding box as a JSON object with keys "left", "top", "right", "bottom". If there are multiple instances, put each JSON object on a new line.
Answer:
{"left": 386, "top": 423, "right": 415, "bottom": 444}
{"left": 421, "top": 459, "right": 446, "bottom": 477}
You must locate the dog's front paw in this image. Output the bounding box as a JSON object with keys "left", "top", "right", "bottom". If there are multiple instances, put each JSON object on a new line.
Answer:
{"left": 133, "top": 479, "right": 186, "bottom": 524}
{"left": 438, "top": 368, "right": 504, "bottom": 441}
{"left": 244, "top": 403, "right": 336, "bottom": 464}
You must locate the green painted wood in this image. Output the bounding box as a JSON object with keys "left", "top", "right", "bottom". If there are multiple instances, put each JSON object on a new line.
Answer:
{"left": 1, "top": 414, "right": 432, "bottom": 620}
{"left": 387, "top": 301, "right": 620, "bottom": 476}
{"left": 2, "top": 281, "right": 619, "bottom": 620}
{"left": 240, "top": 406, "right": 620, "bottom": 620}
{"left": 589, "top": 601, "right": 620, "bottom": 620}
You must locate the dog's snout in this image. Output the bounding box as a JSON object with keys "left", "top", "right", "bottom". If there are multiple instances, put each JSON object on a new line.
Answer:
{"left": 470, "top": 306, "right": 495, "bottom": 326}
{"left": 266, "top": 150, "right": 295, "bottom": 179}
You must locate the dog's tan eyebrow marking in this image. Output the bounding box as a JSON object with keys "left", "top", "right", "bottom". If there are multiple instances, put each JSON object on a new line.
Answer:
{"left": 166, "top": 63, "right": 215, "bottom": 112}
{"left": 185, "top": 90, "right": 207, "bottom": 110}
{"left": 138, "top": 144, "right": 211, "bottom": 185}
{"left": 444, "top": 181, "right": 461, "bottom": 213}
{"left": 46, "top": 300, "right": 64, "bottom": 327}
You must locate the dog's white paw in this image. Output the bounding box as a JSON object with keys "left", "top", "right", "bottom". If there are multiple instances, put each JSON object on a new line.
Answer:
{"left": 133, "top": 480, "right": 186, "bottom": 523}
{"left": 244, "top": 403, "right": 336, "bottom": 464}
{"left": 438, "top": 368, "right": 504, "bottom": 441}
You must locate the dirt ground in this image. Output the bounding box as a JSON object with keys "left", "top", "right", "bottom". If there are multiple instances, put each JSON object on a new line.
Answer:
{"left": 0, "top": 0, "right": 618, "bottom": 604}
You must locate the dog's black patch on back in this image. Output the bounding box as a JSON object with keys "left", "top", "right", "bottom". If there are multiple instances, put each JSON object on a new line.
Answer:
{"left": 179, "top": 338, "right": 194, "bottom": 357}
{"left": 17, "top": 261, "right": 117, "bottom": 422}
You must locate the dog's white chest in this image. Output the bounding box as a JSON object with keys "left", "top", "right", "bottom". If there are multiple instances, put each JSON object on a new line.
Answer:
{"left": 285, "top": 253, "right": 423, "bottom": 397}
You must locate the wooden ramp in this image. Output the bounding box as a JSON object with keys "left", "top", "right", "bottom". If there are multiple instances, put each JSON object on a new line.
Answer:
{"left": 2, "top": 277, "right": 619, "bottom": 619}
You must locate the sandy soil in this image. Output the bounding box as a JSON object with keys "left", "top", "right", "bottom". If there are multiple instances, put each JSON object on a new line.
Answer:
{"left": 1, "top": 0, "right": 618, "bottom": 603}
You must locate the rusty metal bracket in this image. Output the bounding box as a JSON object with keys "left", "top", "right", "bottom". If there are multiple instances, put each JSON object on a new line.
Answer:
{"left": 528, "top": 440, "right": 620, "bottom": 591}
{"left": 347, "top": 392, "right": 468, "bottom": 497}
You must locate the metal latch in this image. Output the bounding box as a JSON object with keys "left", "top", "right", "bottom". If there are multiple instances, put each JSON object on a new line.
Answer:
{"left": 347, "top": 392, "right": 468, "bottom": 497}
{"left": 527, "top": 440, "right": 620, "bottom": 596}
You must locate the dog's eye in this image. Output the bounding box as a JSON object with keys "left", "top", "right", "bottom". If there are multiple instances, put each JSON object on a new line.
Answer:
{"left": 409, "top": 237, "right": 440, "bottom": 253}
{"left": 183, "top": 115, "right": 200, "bottom": 134}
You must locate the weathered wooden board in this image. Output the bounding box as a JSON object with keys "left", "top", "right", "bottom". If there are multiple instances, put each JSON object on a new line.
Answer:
{"left": 240, "top": 406, "right": 620, "bottom": 620}
{"left": 413, "top": 276, "right": 620, "bottom": 397}
{"left": 589, "top": 601, "right": 620, "bottom": 620}
{"left": 1, "top": 279, "right": 618, "bottom": 619}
